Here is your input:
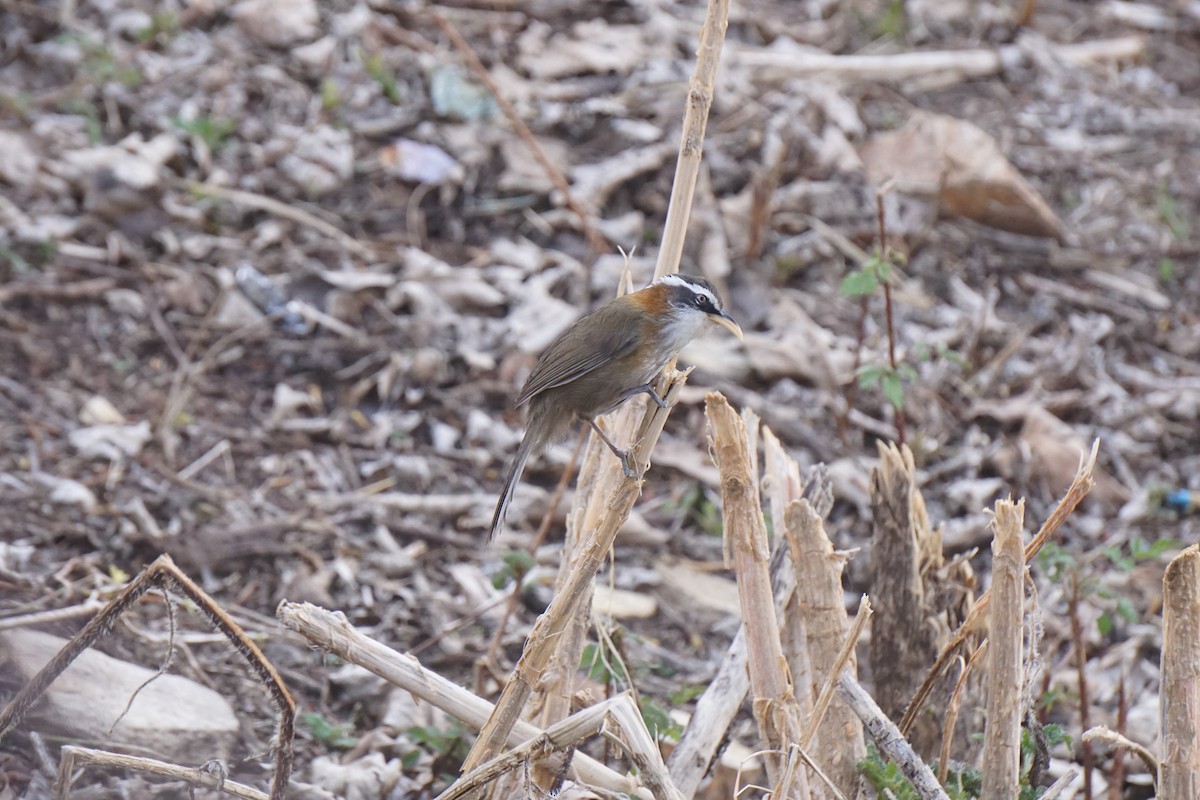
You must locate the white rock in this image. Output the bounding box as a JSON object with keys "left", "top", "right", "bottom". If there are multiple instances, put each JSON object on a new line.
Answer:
{"left": 278, "top": 125, "right": 355, "bottom": 195}
{"left": 232, "top": 0, "right": 318, "bottom": 47}
{"left": 0, "top": 629, "right": 238, "bottom": 761}
{"left": 310, "top": 753, "right": 403, "bottom": 800}
{"left": 271, "top": 383, "right": 318, "bottom": 425}
{"left": 429, "top": 420, "right": 460, "bottom": 453}
{"left": 211, "top": 289, "right": 267, "bottom": 328}
{"left": 332, "top": 3, "right": 372, "bottom": 37}
{"left": 0, "top": 131, "right": 38, "bottom": 187}
{"left": 107, "top": 8, "right": 152, "bottom": 38}
{"left": 80, "top": 395, "right": 126, "bottom": 425}
{"left": 292, "top": 35, "right": 337, "bottom": 75}
{"left": 381, "top": 139, "right": 461, "bottom": 186}
{"left": 105, "top": 288, "right": 147, "bottom": 318}
{"left": 32, "top": 473, "right": 98, "bottom": 511}
{"left": 68, "top": 421, "right": 152, "bottom": 460}
{"left": 14, "top": 214, "right": 78, "bottom": 243}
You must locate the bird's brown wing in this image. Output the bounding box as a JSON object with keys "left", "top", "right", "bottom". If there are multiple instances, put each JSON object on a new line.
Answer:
{"left": 514, "top": 314, "right": 639, "bottom": 407}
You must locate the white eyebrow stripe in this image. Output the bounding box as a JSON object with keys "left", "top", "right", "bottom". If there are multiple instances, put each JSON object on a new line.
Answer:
{"left": 655, "top": 274, "right": 719, "bottom": 308}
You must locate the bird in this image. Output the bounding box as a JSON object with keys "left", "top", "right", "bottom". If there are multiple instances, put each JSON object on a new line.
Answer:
{"left": 488, "top": 273, "right": 743, "bottom": 541}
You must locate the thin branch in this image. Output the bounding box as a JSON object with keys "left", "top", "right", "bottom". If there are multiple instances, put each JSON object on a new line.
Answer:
{"left": 431, "top": 12, "right": 607, "bottom": 256}
{"left": 900, "top": 440, "right": 1099, "bottom": 735}
{"left": 0, "top": 555, "right": 294, "bottom": 800}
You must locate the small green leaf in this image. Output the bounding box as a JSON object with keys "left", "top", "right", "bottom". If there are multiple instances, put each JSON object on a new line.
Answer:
{"left": 857, "top": 364, "right": 883, "bottom": 389}
{"left": 303, "top": 712, "right": 358, "bottom": 749}
{"left": 876, "top": 257, "right": 894, "bottom": 283}
{"left": 840, "top": 269, "right": 879, "bottom": 297}
{"left": 881, "top": 371, "right": 905, "bottom": 409}
{"left": 1139, "top": 537, "right": 1180, "bottom": 560}
{"left": 1097, "top": 611, "right": 1113, "bottom": 636}
{"left": 321, "top": 78, "right": 341, "bottom": 110}
{"left": 669, "top": 684, "right": 707, "bottom": 705}
{"left": 580, "top": 642, "right": 627, "bottom": 684}
{"left": 640, "top": 696, "right": 682, "bottom": 741}
{"left": 1158, "top": 258, "right": 1176, "bottom": 282}
{"left": 1116, "top": 596, "right": 1138, "bottom": 623}
{"left": 502, "top": 549, "right": 535, "bottom": 577}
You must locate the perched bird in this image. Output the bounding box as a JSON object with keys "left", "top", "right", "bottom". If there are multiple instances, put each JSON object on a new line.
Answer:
{"left": 488, "top": 273, "right": 743, "bottom": 541}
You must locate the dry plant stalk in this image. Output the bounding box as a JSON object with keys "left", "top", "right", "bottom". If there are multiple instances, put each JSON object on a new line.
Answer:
{"left": 666, "top": 431, "right": 851, "bottom": 797}
{"left": 870, "top": 442, "right": 946, "bottom": 753}
{"left": 981, "top": 499, "right": 1026, "bottom": 800}
{"left": 705, "top": 393, "right": 806, "bottom": 793}
{"left": 471, "top": 0, "right": 734, "bottom": 777}
{"left": 1082, "top": 725, "right": 1159, "bottom": 784}
{"left": 805, "top": 595, "right": 871, "bottom": 751}
{"left": 0, "top": 554, "right": 295, "bottom": 800}
{"left": 653, "top": 0, "right": 730, "bottom": 282}
{"left": 429, "top": 13, "right": 606, "bottom": 256}
{"left": 275, "top": 601, "right": 647, "bottom": 798}
{"left": 1040, "top": 769, "right": 1081, "bottom": 800}
{"left": 837, "top": 672, "right": 950, "bottom": 800}
{"left": 434, "top": 693, "right": 682, "bottom": 800}
{"left": 1159, "top": 544, "right": 1200, "bottom": 799}
{"left": 765, "top": 432, "right": 818, "bottom": 773}
{"left": 182, "top": 180, "right": 374, "bottom": 259}
{"left": 786, "top": 498, "right": 867, "bottom": 791}
{"left": 665, "top": 527, "right": 792, "bottom": 796}
{"left": 938, "top": 643, "right": 989, "bottom": 785}
{"left": 458, "top": 373, "right": 689, "bottom": 777}
{"left": 56, "top": 746, "right": 267, "bottom": 800}
{"left": 901, "top": 440, "right": 1099, "bottom": 735}
{"left": 784, "top": 743, "right": 851, "bottom": 800}
{"left": 730, "top": 34, "right": 1144, "bottom": 85}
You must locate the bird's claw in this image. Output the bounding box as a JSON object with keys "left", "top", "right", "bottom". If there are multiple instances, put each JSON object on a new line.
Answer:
{"left": 617, "top": 450, "right": 639, "bottom": 478}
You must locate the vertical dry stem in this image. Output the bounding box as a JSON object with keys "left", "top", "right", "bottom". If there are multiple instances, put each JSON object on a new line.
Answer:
{"left": 1160, "top": 544, "right": 1200, "bottom": 799}
{"left": 666, "top": 516, "right": 797, "bottom": 796}
{"left": 520, "top": 0, "right": 734, "bottom": 757}
{"left": 870, "top": 442, "right": 945, "bottom": 753}
{"left": 705, "top": 393, "right": 805, "bottom": 793}
{"left": 981, "top": 499, "right": 1025, "bottom": 800}
{"left": 460, "top": 374, "right": 689, "bottom": 773}
{"left": 785, "top": 499, "right": 866, "bottom": 793}
{"left": 1069, "top": 574, "right": 1095, "bottom": 799}
{"left": 837, "top": 672, "right": 949, "bottom": 800}
{"left": 653, "top": 0, "right": 730, "bottom": 281}
{"left": 901, "top": 440, "right": 1098, "bottom": 736}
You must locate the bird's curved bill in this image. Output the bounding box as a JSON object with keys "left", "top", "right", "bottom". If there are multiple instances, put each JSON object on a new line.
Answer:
{"left": 711, "top": 311, "right": 744, "bottom": 340}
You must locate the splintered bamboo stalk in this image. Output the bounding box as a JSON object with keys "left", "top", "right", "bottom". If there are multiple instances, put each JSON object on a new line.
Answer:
{"left": 981, "top": 499, "right": 1025, "bottom": 800}
{"left": 705, "top": 393, "right": 807, "bottom": 795}
{"left": 901, "top": 440, "right": 1098, "bottom": 735}
{"left": 870, "top": 442, "right": 943, "bottom": 753}
{"left": 523, "top": 0, "right": 733, "bottom": 759}
{"left": 785, "top": 498, "right": 866, "bottom": 793}
{"left": 460, "top": 373, "right": 689, "bottom": 773}
{"left": 276, "top": 602, "right": 648, "bottom": 798}
{"left": 1160, "top": 544, "right": 1200, "bottom": 799}
{"left": 837, "top": 671, "right": 949, "bottom": 800}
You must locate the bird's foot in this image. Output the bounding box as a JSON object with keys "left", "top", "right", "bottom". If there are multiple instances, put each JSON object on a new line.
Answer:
{"left": 645, "top": 387, "right": 669, "bottom": 409}
{"left": 616, "top": 449, "right": 639, "bottom": 478}
{"left": 618, "top": 382, "right": 670, "bottom": 409}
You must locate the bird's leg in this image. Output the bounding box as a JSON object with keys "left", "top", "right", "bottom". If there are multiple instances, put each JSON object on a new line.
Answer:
{"left": 585, "top": 418, "right": 639, "bottom": 478}
{"left": 618, "top": 381, "right": 669, "bottom": 409}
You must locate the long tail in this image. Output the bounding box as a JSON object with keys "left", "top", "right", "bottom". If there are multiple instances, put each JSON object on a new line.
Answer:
{"left": 488, "top": 438, "right": 533, "bottom": 543}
